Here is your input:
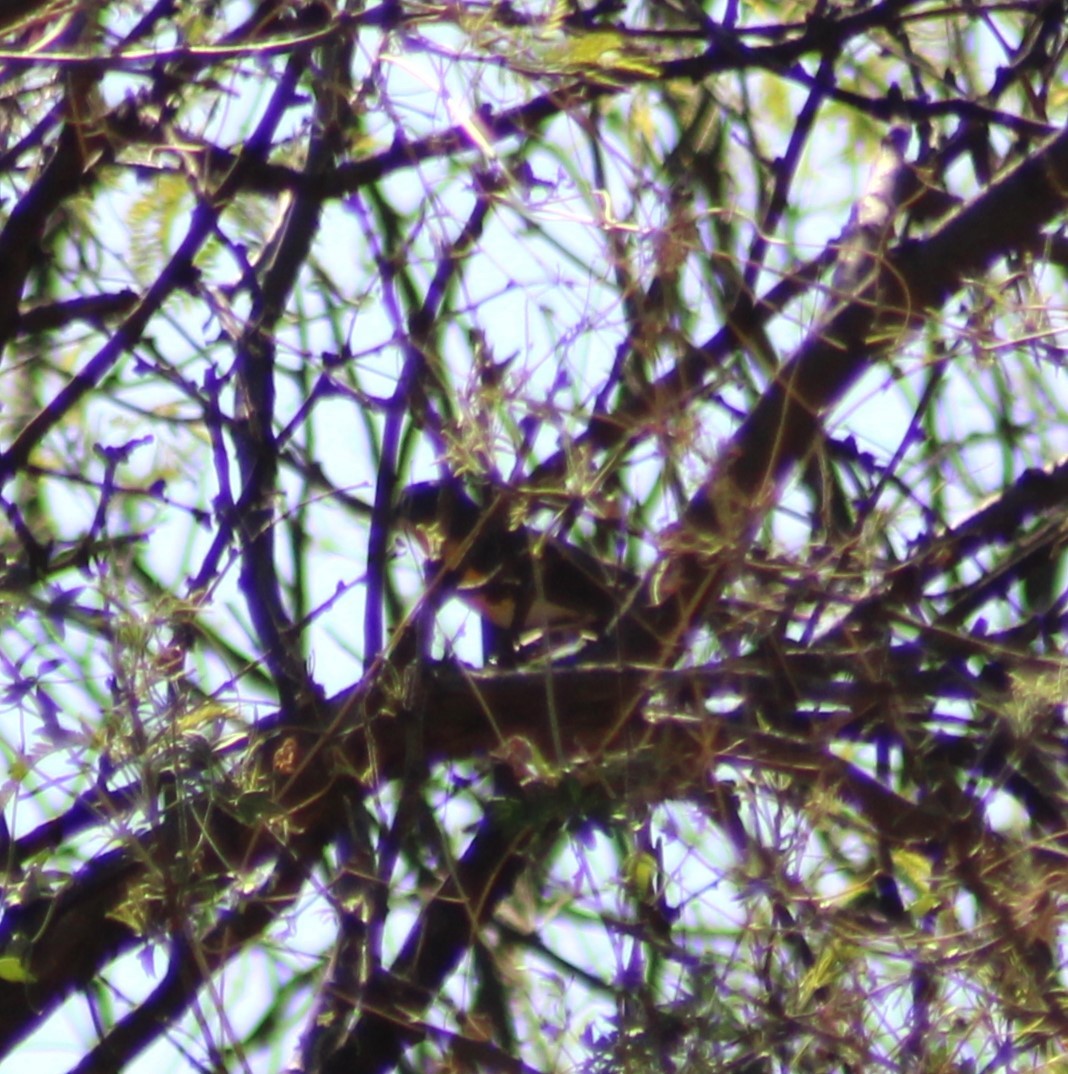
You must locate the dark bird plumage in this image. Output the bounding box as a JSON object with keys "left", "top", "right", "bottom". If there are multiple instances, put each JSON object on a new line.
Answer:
{"left": 393, "top": 482, "right": 638, "bottom": 649}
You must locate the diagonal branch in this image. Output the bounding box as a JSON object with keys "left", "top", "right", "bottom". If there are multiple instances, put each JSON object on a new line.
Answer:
{"left": 651, "top": 121, "right": 1068, "bottom": 640}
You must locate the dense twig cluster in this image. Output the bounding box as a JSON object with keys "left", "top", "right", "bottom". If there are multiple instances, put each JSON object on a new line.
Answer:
{"left": 0, "top": 2, "right": 1067, "bottom": 1072}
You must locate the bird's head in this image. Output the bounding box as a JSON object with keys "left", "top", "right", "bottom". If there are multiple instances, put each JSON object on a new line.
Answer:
{"left": 392, "top": 481, "right": 482, "bottom": 558}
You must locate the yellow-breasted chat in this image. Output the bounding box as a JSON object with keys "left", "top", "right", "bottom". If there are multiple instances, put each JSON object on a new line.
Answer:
{"left": 393, "top": 481, "right": 639, "bottom": 658}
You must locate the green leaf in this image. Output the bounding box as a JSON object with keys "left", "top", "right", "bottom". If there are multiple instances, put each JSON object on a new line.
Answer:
{"left": 0, "top": 955, "right": 34, "bottom": 983}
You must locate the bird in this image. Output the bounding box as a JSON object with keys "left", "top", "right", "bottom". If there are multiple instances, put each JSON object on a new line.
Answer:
{"left": 392, "top": 481, "right": 641, "bottom": 658}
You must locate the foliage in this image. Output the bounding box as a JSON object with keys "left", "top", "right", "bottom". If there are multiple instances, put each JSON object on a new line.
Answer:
{"left": 0, "top": 1, "right": 1067, "bottom": 1072}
